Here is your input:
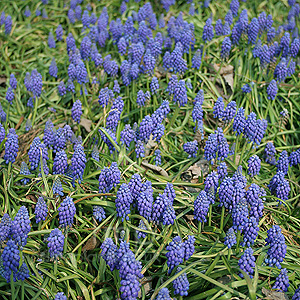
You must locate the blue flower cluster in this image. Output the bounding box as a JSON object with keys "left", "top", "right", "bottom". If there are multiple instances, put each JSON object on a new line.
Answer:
{"left": 265, "top": 225, "right": 287, "bottom": 269}
{"left": 58, "top": 196, "right": 76, "bottom": 227}
{"left": 35, "top": 197, "right": 48, "bottom": 223}
{"left": 238, "top": 248, "right": 256, "bottom": 278}
{"left": 47, "top": 228, "right": 65, "bottom": 260}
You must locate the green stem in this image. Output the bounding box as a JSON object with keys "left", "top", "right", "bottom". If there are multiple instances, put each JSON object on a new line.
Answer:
{"left": 227, "top": 248, "right": 231, "bottom": 261}
{"left": 82, "top": 85, "right": 92, "bottom": 120}
{"left": 167, "top": 105, "right": 180, "bottom": 131}
{"left": 32, "top": 96, "right": 38, "bottom": 126}
{"left": 11, "top": 272, "right": 15, "bottom": 300}
{"left": 5, "top": 105, "right": 10, "bottom": 131}
{"left": 233, "top": 134, "right": 240, "bottom": 165}
{"left": 236, "top": 230, "right": 241, "bottom": 254}
{"left": 198, "top": 222, "right": 202, "bottom": 234}
{"left": 220, "top": 206, "right": 225, "bottom": 232}
{"left": 208, "top": 205, "right": 212, "bottom": 227}
{"left": 21, "top": 281, "right": 24, "bottom": 300}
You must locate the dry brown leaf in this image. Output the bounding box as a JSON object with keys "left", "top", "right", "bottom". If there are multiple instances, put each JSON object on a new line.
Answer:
{"left": 262, "top": 287, "right": 289, "bottom": 300}
{"left": 80, "top": 118, "right": 92, "bottom": 133}
{"left": 82, "top": 236, "right": 97, "bottom": 252}
{"left": 212, "top": 63, "right": 234, "bottom": 75}
{"left": 181, "top": 159, "right": 209, "bottom": 182}
{"left": 141, "top": 161, "right": 169, "bottom": 178}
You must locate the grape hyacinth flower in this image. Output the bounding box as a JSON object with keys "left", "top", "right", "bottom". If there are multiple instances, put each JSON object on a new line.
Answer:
{"left": 49, "top": 58, "right": 58, "bottom": 78}
{"left": 183, "top": 235, "right": 195, "bottom": 261}
{"left": 183, "top": 140, "right": 198, "bottom": 158}
{"left": 14, "top": 262, "right": 30, "bottom": 282}
{"left": 2, "top": 239, "right": 20, "bottom": 282}
{"left": 9, "top": 74, "right": 17, "bottom": 89}
{"left": 56, "top": 24, "right": 63, "bottom": 41}
{"left": 154, "top": 149, "right": 161, "bottom": 166}
{"left": 48, "top": 32, "right": 56, "bottom": 48}
{"left": 162, "top": 204, "right": 176, "bottom": 225}
{"left": 54, "top": 292, "right": 67, "bottom": 300}
{"left": 233, "top": 107, "right": 246, "bottom": 136}
{"left": 100, "top": 238, "right": 117, "bottom": 270}
{"left": 230, "top": 0, "right": 239, "bottom": 17}
{"left": 53, "top": 150, "right": 68, "bottom": 175}
{"left": 71, "top": 99, "right": 82, "bottom": 124}
{"left": 221, "top": 37, "right": 231, "bottom": 59}
{"left": 120, "top": 124, "right": 135, "bottom": 149}
{"left": 238, "top": 248, "right": 256, "bottom": 278}
{"left": 289, "top": 149, "right": 300, "bottom": 166}
{"left": 28, "top": 137, "right": 48, "bottom": 170}
{"left": 202, "top": 18, "right": 214, "bottom": 43}
{"left": 150, "top": 77, "right": 159, "bottom": 94}
{"left": 219, "top": 177, "right": 235, "bottom": 210}
{"left": 0, "top": 214, "right": 11, "bottom": 244}
{"left": 138, "top": 115, "right": 153, "bottom": 142}
{"left": 173, "top": 267, "right": 189, "bottom": 296}
{"left": 93, "top": 206, "right": 106, "bottom": 222}
{"left": 204, "top": 132, "right": 217, "bottom": 163}
{"left": 248, "top": 155, "right": 261, "bottom": 177}
{"left": 5, "top": 15, "right": 12, "bottom": 35}
{"left": 30, "top": 69, "right": 43, "bottom": 98}
{"left": 194, "top": 190, "right": 210, "bottom": 222}
{"left": 35, "top": 197, "right": 48, "bottom": 223}
{"left": 265, "top": 225, "right": 287, "bottom": 269}
{"left": 58, "top": 196, "right": 76, "bottom": 227}
{"left": 47, "top": 228, "right": 65, "bottom": 260}
{"left": 248, "top": 18, "right": 259, "bottom": 44}
{"left": 53, "top": 178, "right": 64, "bottom": 196}
{"left": 11, "top": 206, "right": 31, "bottom": 247}
{"left": 264, "top": 142, "right": 276, "bottom": 165}
{"left": 246, "top": 184, "right": 265, "bottom": 222}
{"left": 242, "top": 84, "right": 252, "bottom": 93}
{"left": 223, "top": 101, "right": 236, "bottom": 123}
{"left": 241, "top": 217, "right": 259, "bottom": 247}
{"left": 71, "top": 144, "right": 86, "bottom": 184}
{"left": 217, "top": 162, "right": 228, "bottom": 181}
{"left": 58, "top": 81, "right": 66, "bottom": 96}
{"left": 192, "top": 49, "right": 202, "bottom": 69}
{"left": 24, "top": 6, "right": 31, "bottom": 17}
{"left": 292, "top": 286, "right": 300, "bottom": 300}
{"left": 232, "top": 198, "right": 249, "bottom": 231}
{"left": 136, "top": 220, "right": 147, "bottom": 239}
{"left": 151, "top": 193, "right": 168, "bottom": 223}
{"left": 272, "top": 268, "right": 289, "bottom": 292}
{"left": 267, "top": 80, "right": 278, "bottom": 100}
{"left": 137, "top": 181, "right": 154, "bottom": 221}
{"left": 277, "top": 150, "right": 289, "bottom": 175}
{"left": 115, "top": 184, "right": 133, "bottom": 221}
{"left": 224, "top": 227, "right": 237, "bottom": 248}
{"left": 213, "top": 97, "right": 224, "bottom": 119}
{"left": 135, "top": 140, "right": 145, "bottom": 158}
{"left": 19, "top": 162, "right": 31, "bottom": 185}
{"left": 155, "top": 288, "right": 172, "bottom": 300}
{"left": 165, "top": 236, "right": 184, "bottom": 273}
{"left": 5, "top": 87, "right": 14, "bottom": 104}
{"left": 173, "top": 79, "right": 188, "bottom": 107}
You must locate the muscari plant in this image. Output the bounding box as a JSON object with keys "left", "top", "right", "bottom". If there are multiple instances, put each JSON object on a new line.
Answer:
{"left": 0, "top": 0, "right": 300, "bottom": 299}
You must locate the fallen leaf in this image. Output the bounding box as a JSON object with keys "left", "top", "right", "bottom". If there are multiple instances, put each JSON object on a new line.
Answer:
{"left": 181, "top": 159, "right": 209, "bottom": 182}
{"left": 82, "top": 235, "right": 98, "bottom": 252}
{"left": 141, "top": 161, "right": 169, "bottom": 178}
{"left": 80, "top": 118, "right": 92, "bottom": 133}
{"left": 212, "top": 63, "right": 234, "bottom": 75}
{"left": 262, "top": 287, "right": 289, "bottom": 300}
{"left": 223, "top": 73, "right": 234, "bottom": 91}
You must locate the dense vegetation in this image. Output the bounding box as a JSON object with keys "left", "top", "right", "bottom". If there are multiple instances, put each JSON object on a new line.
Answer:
{"left": 0, "top": 0, "right": 300, "bottom": 299}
